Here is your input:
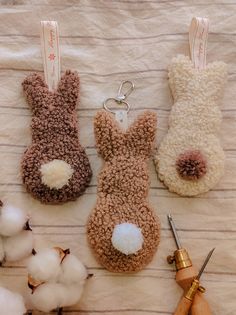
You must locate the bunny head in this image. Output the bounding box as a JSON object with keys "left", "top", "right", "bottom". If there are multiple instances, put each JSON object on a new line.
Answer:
{"left": 94, "top": 110, "right": 157, "bottom": 161}
{"left": 22, "top": 70, "right": 79, "bottom": 114}
{"left": 168, "top": 55, "right": 227, "bottom": 135}
{"left": 94, "top": 110, "right": 157, "bottom": 201}
{"left": 21, "top": 71, "right": 92, "bottom": 204}
{"left": 169, "top": 55, "right": 227, "bottom": 104}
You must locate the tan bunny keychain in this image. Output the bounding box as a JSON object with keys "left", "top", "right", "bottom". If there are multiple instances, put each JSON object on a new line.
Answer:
{"left": 155, "top": 18, "right": 227, "bottom": 196}
{"left": 87, "top": 82, "right": 160, "bottom": 273}
{"left": 21, "top": 21, "right": 92, "bottom": 204}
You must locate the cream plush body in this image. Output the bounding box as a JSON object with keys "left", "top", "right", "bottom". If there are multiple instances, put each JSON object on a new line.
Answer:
{"left": 0, "top": 203, "right": 34, "bottom": 263}
{"left": 27, "top": 248, "right": 88, "bottom": 312}
{"left": 156, "top": 55, "right": 227, "bottom": 196}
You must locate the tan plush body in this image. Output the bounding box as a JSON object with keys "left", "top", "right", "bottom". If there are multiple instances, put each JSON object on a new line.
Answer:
{"left": 87, "top": 110, "right": 160, "bottom": 272}
{"left": 21, "top": 71, "right": 92, "bottom": 204}
{"left": 156, "top": 55, "right": 227, "bottom": 196}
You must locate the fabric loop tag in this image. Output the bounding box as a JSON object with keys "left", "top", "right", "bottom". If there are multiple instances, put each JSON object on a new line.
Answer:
{"left": 40, "top": 21, "right": 60, "bottom": 91}
{"left": 189, "top": 17, "right": 209, "bottom": 70}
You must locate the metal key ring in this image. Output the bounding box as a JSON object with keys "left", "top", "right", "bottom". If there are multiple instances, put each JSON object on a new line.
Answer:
{"left": 103, "top": 97, "right": 130, "bottom": 114}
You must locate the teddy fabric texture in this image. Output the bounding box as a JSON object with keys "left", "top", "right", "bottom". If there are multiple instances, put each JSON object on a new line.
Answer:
{"left": 21, "top": 70, "right": 92, "bottom": 204}
{"left": 87, "top": 110, "right": 160, "bottom": 273}
{"left": 0, "top": 201, "right": 34, "bottom": 263}
{"left": 27, "top": 247, "right": 88, "bottom": 312}
{"left": 155, "top": 55, "right": 227, "bottom": 196}
{"left": 0, "top": 286, "right": 26, "bottom": 315}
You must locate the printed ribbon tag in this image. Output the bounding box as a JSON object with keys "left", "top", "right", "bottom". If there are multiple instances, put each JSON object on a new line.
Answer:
{"left": 189, "top": 17, "right": 209, "bottom": 70}
{"left": 115, "top": 110, "right": 128, "bottom": 130}
{"left": 40, "top": 21, "right": 60, "bottom": 91}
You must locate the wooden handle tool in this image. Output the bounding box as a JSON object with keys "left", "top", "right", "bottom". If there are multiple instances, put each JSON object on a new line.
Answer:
{"left": 190, "top": 292, "right": 212, "bottom": 315}
{"left": 173, "top": 248, "right": 215, "bottom": 315}
{"left": 167, "top": 215, "right": 213, "bottom": 314}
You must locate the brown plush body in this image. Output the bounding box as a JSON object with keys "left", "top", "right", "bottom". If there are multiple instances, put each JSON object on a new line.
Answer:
{"left": 21, "top": 71, "right": 92, "bottom": 204}
{"left": 87, "top": 110, "right": 160, "bottom": 272}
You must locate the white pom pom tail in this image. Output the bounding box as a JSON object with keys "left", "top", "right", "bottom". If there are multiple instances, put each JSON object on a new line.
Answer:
{"left": 111, "top": 223, "right": 144, "bottom": 255}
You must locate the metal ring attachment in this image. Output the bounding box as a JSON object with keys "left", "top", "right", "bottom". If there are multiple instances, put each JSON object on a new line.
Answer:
{"left": 103, "top": 97, "right": 130, "bottom": 114}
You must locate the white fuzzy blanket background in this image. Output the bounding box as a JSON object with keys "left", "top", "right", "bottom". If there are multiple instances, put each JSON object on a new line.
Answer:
{"left": 0, "top": 0, "right": 235, "bottom": 314}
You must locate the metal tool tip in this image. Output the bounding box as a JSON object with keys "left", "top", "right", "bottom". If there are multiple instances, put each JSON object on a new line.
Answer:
{"left": 167, "top": 214, "right": 172, "bottom": 220}
{"left": 210, "top": 248, "right": 216, "bottom": 254}
{"left": 197, "top": 247, "right": 216, "bottom": 280}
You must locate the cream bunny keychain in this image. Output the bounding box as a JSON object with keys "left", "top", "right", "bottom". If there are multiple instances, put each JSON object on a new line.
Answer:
{"left": 21, "top": 21, "right": 92, "bottom": 204}
{"left": 155, "top": 18, "right": 227, "bottom": 196}
{"left": 87, "top": 82, "right": 160, "bottom": 273}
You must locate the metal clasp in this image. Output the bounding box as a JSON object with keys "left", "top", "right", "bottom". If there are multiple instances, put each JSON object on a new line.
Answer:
{"left": 103, "top": 81, "right": 134, "bottom": 114}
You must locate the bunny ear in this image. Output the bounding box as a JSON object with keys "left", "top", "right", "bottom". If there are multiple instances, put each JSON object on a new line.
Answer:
{"left": 57, "top": 70, "right": 79, "bottom": 110}
{"left": 205, "top": 62, "right": 228, "bottom": 101}
{"left": 126, "top": 111, "right": 157, "bottom": 158}
{"left": 94, "top": 111, "right": 124, "bottom": 161}
{"left": 22, "top": 73, "right": 49, "bottom": 111}
{"left": 168, "top": 55, "right": 194, "bottom": 100}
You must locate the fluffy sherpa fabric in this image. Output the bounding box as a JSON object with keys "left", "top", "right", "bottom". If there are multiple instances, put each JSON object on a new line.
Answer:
{"left": 87, "top": 110, "right": 160, "bottom": 273}
{"left": 21, "top": 70, "right": 92, "bottom": 204}
{"left": 27, "top": 247, "right": 88, "bottom": 312}
{"left": 155, "top": 55, "right": 227, "bottom": 196}
{"left": 0, "top": 287, "right": 26, "bottom": 315}
{"left": 0, "top": 201, "right": 34, "bottom": 263}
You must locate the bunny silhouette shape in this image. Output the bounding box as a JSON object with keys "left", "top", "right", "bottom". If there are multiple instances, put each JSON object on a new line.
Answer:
{"left": 21, "top": 70, "right": 92, "bottom": 204}
{"left": 156, "top": 55, "right": 227, "bottom": 196}
{"left": 87, "top": 110, "right": 160, "bottom": 273}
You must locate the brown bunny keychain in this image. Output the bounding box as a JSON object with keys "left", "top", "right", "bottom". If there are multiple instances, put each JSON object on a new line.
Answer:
{"left": 21, "top": 21, "right": 92, "bottom": 204}
{"left": 87, "top": 82, "right": 160, "bottom": 272}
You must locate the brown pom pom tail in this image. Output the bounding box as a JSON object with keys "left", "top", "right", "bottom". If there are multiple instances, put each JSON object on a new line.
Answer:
{"left": 176, "top": 150, "right": 207, "bottom": 181}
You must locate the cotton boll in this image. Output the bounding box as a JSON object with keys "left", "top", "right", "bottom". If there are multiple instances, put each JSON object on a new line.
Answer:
{"left": 59, "top": 254, "right": 88, "bottom": 284}
{"left": 31, "top": 283, "right": 84, "bottom": 311}
{"left": 0, "top": 204, "right": 27, "bottom": 237}
{"left": 27, "top": 248, "right": 61, "bottom": 281}
{"left": 0, "top": 286, "right": 26, "bottom": 315}
{"left": 3, "top": 230, "right": 34, "bottom": 262}
{"left": 0, "top": 236, "right": 4, "bottom": 262}
{"left": 111, "top": 223, "right": 144, "bottom": 255}
{"left": 30, "top": 282, "right": 61, "bottom": 312}
{"left": 58, "top": 284, "right": 84, "bottom": 307}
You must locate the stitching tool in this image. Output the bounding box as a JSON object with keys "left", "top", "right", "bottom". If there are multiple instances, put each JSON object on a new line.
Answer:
{"left": 167, "top": 214, "right": 213, "bottom": 315}
{"left": 173, "top": 248, "right": 215, "bottom": 315}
